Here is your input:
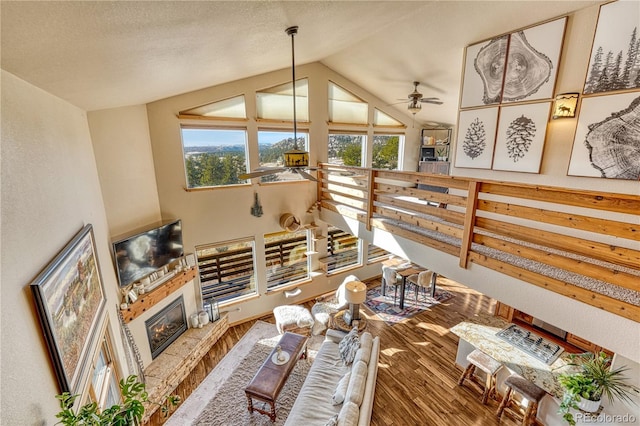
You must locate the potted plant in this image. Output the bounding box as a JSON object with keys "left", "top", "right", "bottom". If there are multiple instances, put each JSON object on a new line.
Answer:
{"left": 55, "top": 375, "right": 180, "bottom": 426}
{"left": 435, "top": 146, "right": 448, "bottom": 161}
{"left": 557, "top": 352, "right": 639, "bottom": 425}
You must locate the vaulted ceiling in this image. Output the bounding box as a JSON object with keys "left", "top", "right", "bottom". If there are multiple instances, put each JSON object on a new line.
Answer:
{"left": 1, "top": 1, "right": 600, "bottom": 126}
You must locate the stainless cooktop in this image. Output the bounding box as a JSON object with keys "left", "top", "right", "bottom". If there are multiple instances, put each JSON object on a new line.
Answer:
{"left": 496, "top": 324, "right": 564, "bottom": 365}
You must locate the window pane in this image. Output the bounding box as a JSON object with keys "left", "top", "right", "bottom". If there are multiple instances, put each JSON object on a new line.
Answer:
{"left": 104, "top": 371, "right": 121, "bottom": 408}
{"left": 257, "top": 79, "right": 309, "bottom": 121}
{"left": 258, "top": 130, "right": 309, "bottom": 182}
{"left": 372, "top": 135, "right": 400, "bottom": 170}
{"left": 181, "top": 128, "right": 248, "bottom": 188}
{"left": 91, "top": 350, "right": 108, "bottom": 397}
{"left": 367, "top": 243, "right": 390, "bottom": 263}
{"left": 326, "top": 226, "right": 360, "bottom": 273}
{"left": 328, "top": 134, "right": 365, "bottom": 167}
{"left": 197, "top": 239, "right": 256, "bottom": 302}
{"left": 265, "top": 230, "right": 309, "bottom": 288}
{"left": 328, "top": 82, "right": 368, "bottom": 124}
{"left": 373, "top": 109, "right": 403, "bottom": 126}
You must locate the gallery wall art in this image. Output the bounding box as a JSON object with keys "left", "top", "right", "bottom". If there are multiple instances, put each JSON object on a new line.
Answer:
{"left": 454, "top": 107, "right": 499, "bottom": 169}
{"left": 31, "top": 224, "right": 106, "bottom": 395}
{"left": 459, "top": 17, "right": 566, "bottom": 109}
{"left": 584, "top": 1, "right": 640, "bottom": 95}
{"left": 568, "top": 92, "right": 640, "bottom": 180}
{"left": 502, "top": 17, "right": 566, "bottom": 103}
{"left": 460, "top": 35, "right": 508, "bottom": 108}
{"left": 492, "top": 102, "right": 551, "bottom": 173}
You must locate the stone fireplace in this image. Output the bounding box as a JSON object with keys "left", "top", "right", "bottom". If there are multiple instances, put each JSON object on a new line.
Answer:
{"left": 145, "top": 295, "right": 187, "bottom": 359}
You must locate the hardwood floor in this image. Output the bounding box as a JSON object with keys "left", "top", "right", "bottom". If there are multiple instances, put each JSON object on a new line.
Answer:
{"left": 150, "top": 276, "right": 521, "bottom": 426}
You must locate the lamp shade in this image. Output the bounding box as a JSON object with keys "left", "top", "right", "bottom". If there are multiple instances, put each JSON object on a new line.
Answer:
{"left": 345, "top": 281, "right": 367, "bottom": 304}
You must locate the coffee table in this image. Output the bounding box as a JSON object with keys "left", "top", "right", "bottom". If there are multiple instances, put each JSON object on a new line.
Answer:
{"left": 244, "top": 332, "right": 308, "bottom": 421}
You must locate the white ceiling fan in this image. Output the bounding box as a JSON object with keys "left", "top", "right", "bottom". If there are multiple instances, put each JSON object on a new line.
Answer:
{"left": 394, "top": 81, "right": 443, "bottom": 115}
{"left": 239, "top": 26, "right": 318, "bottom": 182}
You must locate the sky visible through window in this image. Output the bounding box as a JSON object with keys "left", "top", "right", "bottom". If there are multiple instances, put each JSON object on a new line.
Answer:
{"left": 182, "top": 129, "right": 291, "bottom": 147}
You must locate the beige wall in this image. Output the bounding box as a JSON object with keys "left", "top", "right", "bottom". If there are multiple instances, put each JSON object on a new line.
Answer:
{"left": 0, "top": 71, "right": 126, "bottom": 425}
{"left": 88, "top": 105, "right": 162, "bottom": 237}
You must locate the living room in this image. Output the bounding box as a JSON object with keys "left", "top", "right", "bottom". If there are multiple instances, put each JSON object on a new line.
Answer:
{"left": 2, "top": 1, "right": 639, "bottom": 425}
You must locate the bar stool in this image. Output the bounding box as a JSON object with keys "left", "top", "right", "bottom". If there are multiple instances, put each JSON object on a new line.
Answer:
{"left": 496, "top": 375, "right": 547, "bottom": 426}
{"left": 458, "top": 349, "right": 502, "bottom": 404}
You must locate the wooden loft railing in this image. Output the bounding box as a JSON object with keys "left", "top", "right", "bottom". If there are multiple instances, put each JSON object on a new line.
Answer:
{"left": 317, "top": 163, "right": 640, "bottom": 323}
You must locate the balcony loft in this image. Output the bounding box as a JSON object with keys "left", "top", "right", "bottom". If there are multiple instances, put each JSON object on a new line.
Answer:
{"left": 316, "top": 164, "right": 639, "bottom": 334}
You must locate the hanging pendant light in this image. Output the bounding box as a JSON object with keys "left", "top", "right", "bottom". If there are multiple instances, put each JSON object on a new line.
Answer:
{"left": 283, "top": 26, "right": 309, "bottom": 169}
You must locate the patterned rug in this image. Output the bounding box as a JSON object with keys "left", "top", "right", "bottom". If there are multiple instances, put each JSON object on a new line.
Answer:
{"left": 363, "top": 285, "right": 453, "bottom": 325}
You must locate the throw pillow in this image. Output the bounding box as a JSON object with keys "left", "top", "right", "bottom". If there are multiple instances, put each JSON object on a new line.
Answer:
{"left": 338, "top": 327, "right": 360, "bottom": 365}
{"left": 325, "top": 414, "right": 338, "bottom": 426}
{"left": 353, "top": 347, "right": 370, "bottom": 366}
{"left": 338, "top": 401, "right": 360, "bottom": 425}
{"left": 346, "top": 360, "right": 368, "bottom": 406}
{"left": 332, "top": 371, "right": 351, "bottom": 405}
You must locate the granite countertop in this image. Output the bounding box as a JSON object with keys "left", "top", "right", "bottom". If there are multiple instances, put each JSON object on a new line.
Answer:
{"left": 450, "top": 312, "right": 578, "bottom": 398}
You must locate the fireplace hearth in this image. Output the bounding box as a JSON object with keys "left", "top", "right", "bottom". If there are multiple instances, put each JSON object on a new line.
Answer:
{"left": 145, "top": 296, "right": 187, "bottom": 359}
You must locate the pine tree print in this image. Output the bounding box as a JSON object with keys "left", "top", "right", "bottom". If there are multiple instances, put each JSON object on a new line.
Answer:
{"left": 462, "top": 118, "right": 486, "bottom": 159}
{"left": 585, "top": 46, "right": 603, "bottom": 93}
{"left": 585, "top": 26, "right": 640, "bottom": 93}
{"left": 622, "top": 28, "right": 637, "bottom": 86}
{"left": 505, "top": 115, "right": 536, "bottom": 162}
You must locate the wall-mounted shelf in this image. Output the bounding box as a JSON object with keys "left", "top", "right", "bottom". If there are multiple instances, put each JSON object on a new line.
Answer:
{"left": 121, "top": 267, "right": 197, "bottom": 323}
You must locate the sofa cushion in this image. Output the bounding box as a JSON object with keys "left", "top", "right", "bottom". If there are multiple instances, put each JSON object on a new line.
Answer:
{"left": 353, "top": 347, "right": 369, "bottom": 366}
{"left": 332, "top": 371, "right": 351, "bottom": 405}
{"left": 338, "top": 328, "right": 360, "bottom": 365}
{"left": 345, "top": 360, "right": 368, "bottom": 406}
{"left": 338, "top": 401, "right": 359, "bottom": 425}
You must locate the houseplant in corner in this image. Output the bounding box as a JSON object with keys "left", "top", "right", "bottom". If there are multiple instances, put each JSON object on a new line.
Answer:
{"left": 557, "top": 352, "right": 639, "bottom": 425}
{"left": 55, "top": 375, "right": 180, "bottom": 426}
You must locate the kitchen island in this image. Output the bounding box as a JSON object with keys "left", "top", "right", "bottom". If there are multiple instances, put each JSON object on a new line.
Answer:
{"left": 450, "top": 312, "right": 577, "bottom": 398}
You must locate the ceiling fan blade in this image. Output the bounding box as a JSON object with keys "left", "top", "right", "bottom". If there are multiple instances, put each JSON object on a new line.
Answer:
{"left": 420, "top": 99, "right": 443, "bottom": 105}
{"left": 239, "top": 168, "right": 287, "bottom": 179}
{"left": 388, "top": 100, "right": 409, "bottom": 106}
{"left": 295, "top": 169, "right": 317, "bottom": 181}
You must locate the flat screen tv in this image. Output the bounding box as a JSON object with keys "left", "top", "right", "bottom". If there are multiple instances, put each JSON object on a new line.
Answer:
{"left": 112, "top": 219, "right": 184, "bottom": 288}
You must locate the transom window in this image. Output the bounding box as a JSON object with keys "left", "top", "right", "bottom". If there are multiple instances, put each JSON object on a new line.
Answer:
{"left": 196, "top": 238, "right": 257, "bottom": 302}
{"left": 328, "top": 82, "right": 368, "bottom": 124}
{"left": 265, "top": 230, "right": 309, "bottom": 289}
{"left": 257, "top": 79, "right": 309, "bottom": 122}
{"left": 180, "top": 127, "right": 249, "bottom": 188}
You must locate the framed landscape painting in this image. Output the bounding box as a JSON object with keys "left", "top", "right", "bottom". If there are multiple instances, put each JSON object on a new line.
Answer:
{"left": 568, "top": 92, "right": 640, "bottom": 180}
{"left": 31, "top": 224, "right": 106, "bottom": 395}
{"left": 584, "top": 0, "right": 640, "bottom": 94}
{"left": 454, "top": 107, "right": 499, "bottom": 169}
{"left": 492, "top": 102, "right": 551, "bottom": 173}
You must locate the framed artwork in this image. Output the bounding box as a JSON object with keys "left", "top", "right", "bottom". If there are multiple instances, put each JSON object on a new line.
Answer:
{"left": 502, "top": 17, "right": 567, "bottom": 103}
{"left": 492, "top": 102, "right": 551, "bottom": 173}
{"left": 568, "top": 92, "right": 640, "bottom": 180}
{"left": 584, "top": 1, "right": 640, "bottom": 95}
{"left": 460, "top": 35, "right": 508, "bottom": 108}
{"left": 454, "top": 107, "right": 499, "bottom": 169}
{"left": 31, "top": 224, "right": 106, "bottom": 395}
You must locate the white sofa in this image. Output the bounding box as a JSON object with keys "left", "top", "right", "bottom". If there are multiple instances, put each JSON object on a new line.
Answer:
{"left": 285, "top": 329, "right": 380, "bottom": 426}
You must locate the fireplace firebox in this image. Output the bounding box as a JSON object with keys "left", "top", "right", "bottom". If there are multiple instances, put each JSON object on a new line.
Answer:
{"left": 145, "top": 296, "right": 187, "bottom": 359}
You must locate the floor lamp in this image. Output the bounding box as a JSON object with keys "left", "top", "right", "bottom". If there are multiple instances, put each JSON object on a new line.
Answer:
{"left": 344, "top": 280, "right": 367, "bottom": 326}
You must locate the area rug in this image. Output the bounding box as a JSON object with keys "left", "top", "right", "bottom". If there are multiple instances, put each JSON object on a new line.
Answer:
{"left": 363, "top": 285, "right": 453, "bottom": 325}
{"left": 166, "top": 321, "right": 321, "bottom": 426}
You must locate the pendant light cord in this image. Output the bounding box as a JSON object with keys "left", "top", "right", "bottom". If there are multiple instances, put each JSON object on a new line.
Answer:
{"left": 286, "top": 26, "right": 299, "bottom": 150}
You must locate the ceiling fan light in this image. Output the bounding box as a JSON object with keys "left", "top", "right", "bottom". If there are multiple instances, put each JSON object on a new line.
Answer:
{"left": 284, "top": 150, "right": 309, "bottom": 168}
{"left": 408, "top": 101, "right": 422, "bottom": 115}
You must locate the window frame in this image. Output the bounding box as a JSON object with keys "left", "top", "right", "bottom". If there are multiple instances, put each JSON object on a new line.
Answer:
{"left": 264, "top": 229, "right": 311, "bottom": 289}
{"left": 325, "top": 226, "right": 362, "bottom": 274}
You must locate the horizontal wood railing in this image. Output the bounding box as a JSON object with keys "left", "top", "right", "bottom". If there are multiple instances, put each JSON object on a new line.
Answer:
{"left": 317, "top": 163, "right": 640, "bottom": 323}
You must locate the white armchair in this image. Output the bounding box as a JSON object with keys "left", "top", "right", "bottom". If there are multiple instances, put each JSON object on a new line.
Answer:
{"left": 406, "top": 270, "right": 435, "bottom": 302}
{"left": 310, "top": 274, "right": 358, "bottom": 335}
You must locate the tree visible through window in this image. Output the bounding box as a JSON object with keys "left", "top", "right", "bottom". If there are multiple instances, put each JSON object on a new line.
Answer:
{"left": 372, "top": 135, "right": 400, "bottom": 170}
{"left": 328, "top": 134, "right": 365, "bottom": 167}
{"left": 181, "top": 128, "right": 249, "bottom": 188}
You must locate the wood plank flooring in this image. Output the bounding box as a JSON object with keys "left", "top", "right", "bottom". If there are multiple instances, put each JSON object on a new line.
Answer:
{"left": 149, "top": 276, "right": 521, "bottom": 426}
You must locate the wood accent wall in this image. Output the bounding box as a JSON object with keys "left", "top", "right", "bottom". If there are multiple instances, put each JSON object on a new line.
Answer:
{"left": 318, "top": 163, "right": 640, "bottom": 322}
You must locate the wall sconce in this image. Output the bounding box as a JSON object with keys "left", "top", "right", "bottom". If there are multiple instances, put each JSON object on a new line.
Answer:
{"left": 552, "top": 93, "right": 579, "bottom": 119}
